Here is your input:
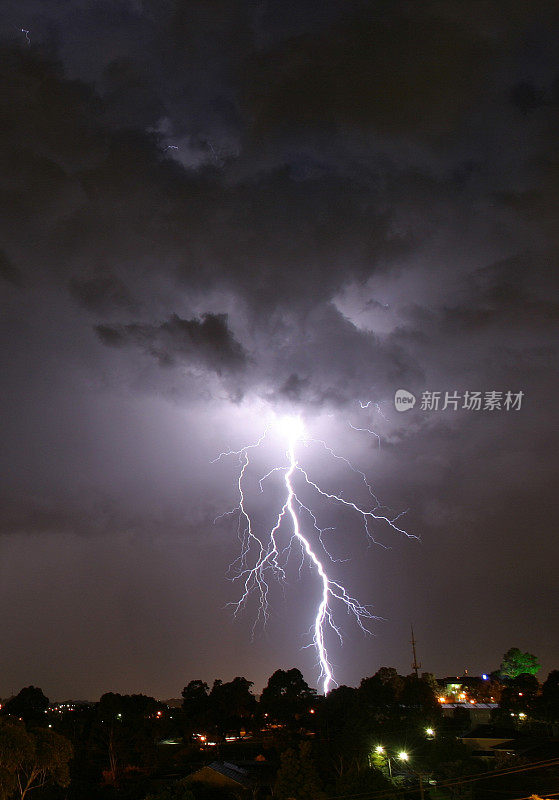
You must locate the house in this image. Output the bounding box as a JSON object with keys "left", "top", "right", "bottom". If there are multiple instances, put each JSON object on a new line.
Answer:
{"left": 440, "top": 702, "right": 498, "bottom": 725}
{"left": 460, "top": 724, "right": 518, "bottom": 755}
{"left": 186, "top": 761, "right": 253, "bottom": 793}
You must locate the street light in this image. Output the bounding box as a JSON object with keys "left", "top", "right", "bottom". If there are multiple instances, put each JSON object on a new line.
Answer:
{"left": 373, "top": 746, "right": 409, "bottom": 779}
{"left": 425, "top": 727, "right": 435, "bottom": 738}
{"left": 398, "top": 752, "right": 426, "bottom": 800}
{"left": 374, "top": 748, "right": 427, "bottom": 800}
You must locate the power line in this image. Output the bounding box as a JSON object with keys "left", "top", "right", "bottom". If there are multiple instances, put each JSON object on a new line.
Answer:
{"left": 324, "top": 757, "right": 559, "bottom": 800}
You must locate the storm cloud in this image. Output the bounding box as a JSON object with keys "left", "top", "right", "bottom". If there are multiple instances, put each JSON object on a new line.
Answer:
{"left": 1, "top": 0, "right": 558, "bottom": 699}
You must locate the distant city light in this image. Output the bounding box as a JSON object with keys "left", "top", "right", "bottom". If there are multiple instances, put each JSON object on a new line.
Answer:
{"left": 482, "top": 673, "right": 489, "bottom": 680}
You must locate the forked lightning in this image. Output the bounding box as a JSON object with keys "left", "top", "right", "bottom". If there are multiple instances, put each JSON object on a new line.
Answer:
{"left": 214, "top": 414, "right": 412, "bottom": 694}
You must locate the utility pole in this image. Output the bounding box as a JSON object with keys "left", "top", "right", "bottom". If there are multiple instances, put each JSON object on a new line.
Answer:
{"left": 418, "top": 772, "right": 425, "bottom": 800}
{"left": 411, "top": 625, "right": 421, "bottom": 678}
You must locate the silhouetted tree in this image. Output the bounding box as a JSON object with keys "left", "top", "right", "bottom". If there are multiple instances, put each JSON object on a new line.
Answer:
{"left": 208, "top": 676, "right": 256, "bottom": 733}
{"left": 319, "top": 684, "right": 358, "bottom": 738}
{"left": 359, "top": 672, "right": 399, "bottom": 718}
{"left": 335, "top": 764, "right": 393, "bottom": 799}
{"left": 260, "top": 668, "right": 315, "bottom": 725}
{"left": 181, "top": 681, "right": 210, "bottom": 734}
{"left": 145, "top": 780, "right": 195, "bottom": 800}
{"left": 400, "top": 675, "right": 440, "bottom": 720}
{"left": 1, "top": 688, "right": 49, "bottom": 725}
{"left": 539, "top": 670, "right": 559, "bottom": 724}
{"left": 94, "top": 693, "right": 163, "bottom": 783}
{"left": 274, "top": 741, "right": 325, "bottom": 800}
{"left": 498, "top": 674, "right": 540, "bottom": 718}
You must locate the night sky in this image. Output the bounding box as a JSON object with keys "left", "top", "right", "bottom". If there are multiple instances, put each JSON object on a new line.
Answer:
{"left": 1, "top": 1, "right": 558, "bottom": 702}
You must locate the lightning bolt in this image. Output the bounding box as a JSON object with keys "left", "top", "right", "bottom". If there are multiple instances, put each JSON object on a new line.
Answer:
{"left": 214, "top": 414, "right": 413, "bottom": 695}
{"left": 21, "top": 29, "right": 30, "bottom": 45}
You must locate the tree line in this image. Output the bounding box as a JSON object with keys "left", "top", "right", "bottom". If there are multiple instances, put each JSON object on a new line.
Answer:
{"left": 1, "top": 650, "right": 559, "bottom": 800}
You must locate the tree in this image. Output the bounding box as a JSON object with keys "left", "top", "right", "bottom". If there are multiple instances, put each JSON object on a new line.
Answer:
{"left": 469, "top": 676, "right": 503, "bottom": 703}
{"left": 95, "top": 693, "right": 163, "bottom": 782}
{"left": 319, "top": 684, "right": 358, "bottom": 738}
{"left": 208, "top": 677, "right": 256, "bottom": 733}
{"left": 539, "top": 670, "right": 559, "bottom": 724}
{"left": 274, "top": 742, "right": 326, "bottom": 800}
{"left": 260, "top": 668, "right": 315, "bottom": 725}
{"left": 498, "top": 674, "right": 540, "bottom": 719}
{"left": 181, "top": 681, "right": 210, "bottom": 733}
{"left": 358, "top": 672, "right": 399, "bottom": 716}
{"left": 500, "top": 648, "right": 540, "bottom": 679}
{"left": 335, "top": 764, "right": 393, "bottom": 799}
{"left": 400, "top": 675, "right": 440, "bottom": 719}
{"left": 1, "top": 689, "right": 49, "bottom": 725}
{"left": 376, "top": 668, "right": 405, "bottom": 696}
{"left": 145, "top": 780, "right": 195, "bottom": 800}
{"left": 0, "top": 720, "right": 30, "bottom": 800}
{"left": 0, "top": 719, "right": 72, "bottom": 800}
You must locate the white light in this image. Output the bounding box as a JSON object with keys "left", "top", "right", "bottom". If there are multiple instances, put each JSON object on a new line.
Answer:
{"left": 276, "top": 414, "right": 305, "bottom": 443}
{"left": 398, "top": 751, "right": 409, "bottom": 761}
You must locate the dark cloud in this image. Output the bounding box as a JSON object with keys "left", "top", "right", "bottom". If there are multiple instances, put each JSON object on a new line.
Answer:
{"left": 0, "top": 248, "right": 21, "bottom": 285}
{"left": 245, "top": 6, "right": 492, "bottom": 138}
{"left": 0, "top": 1, "right": 558, "bottom": 699}
{"left": 69, "top": 274, "right": 134, "bottom": 312}
{"left": 278, "top": 373, "right": 309, "bottom": 402}
{"left": 96, "top": 312, "right": 247, "bottom": 375}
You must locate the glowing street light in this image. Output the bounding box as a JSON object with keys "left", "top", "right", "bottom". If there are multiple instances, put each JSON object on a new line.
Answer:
{"left": 396, "top": 750, "right": 425, "bottom": 800}
{"left": 373, "top": 746, "right": 410, "bottom": 779}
